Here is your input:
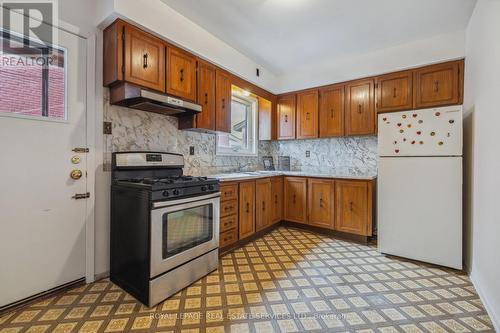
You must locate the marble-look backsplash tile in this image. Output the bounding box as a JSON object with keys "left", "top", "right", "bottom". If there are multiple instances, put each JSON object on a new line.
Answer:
{"left": 103, "top": 89, "right": 377, "bottom": 175}
{"left": 103, "top": 89, "right": 270, "bottom": 175}
{"left": 269, "top": 136, "right": 378, "bottom": 175}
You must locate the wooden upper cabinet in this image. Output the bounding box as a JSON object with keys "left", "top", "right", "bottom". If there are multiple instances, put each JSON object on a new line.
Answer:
{"left": 167, "top": 47, "right": 196, "bottom": 101}
{"left": 335, "top": 180, "right": 373, "bottom": 236}
{"left": 196, "top": 60, "right": 216, "bottom": 131}
{"left": 308, "top": 179, "right": 334, "bottom": 229}
{"left": 258, "top": 97, "right": 273, "bottom": 141}
{"left": 277, "top": 94, "right": 296, "bottom": 140}
{"left": 123, "top": 23, "right": 166, "bottom": 92}
{"left": 271, "top": 177, "right": 283, "bottom": 224}
{"left": 414, "top": 60, "right": 463, "bottom": 108}
{"left": 319, "top": 84, "right": 344, "bottom": 137}
{"left": 376, "top": 71, "right": 413, "bottom": 113}
{"left": 255, "top": 178, "right": 272, "bottom": 232}
{"left": 296, "top": 90, "right": 319, "bottom": 139}
{"left": 345, "top": 79, "right": 375, "bottom": 136}
{"left": 239, "top": 181, "right": 255, "bottom": 239}
{"left": 284, "top": 177, "right": 307, "bottom": 224}
{"left": 216, "top": 70, "right": 232, "bottom": 133}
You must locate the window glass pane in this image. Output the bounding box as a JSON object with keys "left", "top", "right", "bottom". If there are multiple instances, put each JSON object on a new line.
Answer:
{"left": 0, "top": 32, "right": 66, "bottom": 120}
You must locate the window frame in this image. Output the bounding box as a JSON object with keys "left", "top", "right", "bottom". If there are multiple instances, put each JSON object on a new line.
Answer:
{"left": 216, "top": 92, "right": 258, "bottom": 157}
{"left": 0, "top": 28, "right": 68, "bottom": 123}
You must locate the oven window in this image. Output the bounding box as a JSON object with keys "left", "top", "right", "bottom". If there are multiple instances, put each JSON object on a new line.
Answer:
{"left": 162, "top": 204, "right": 213, "bottom": 259}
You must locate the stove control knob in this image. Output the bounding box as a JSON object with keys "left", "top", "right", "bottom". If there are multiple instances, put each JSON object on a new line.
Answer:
{"left": 208, "top": 185, "right": 214, "bottom": 191}
{"left": 162, "top": 190, "right": 170, "bottom": 197}
{"left": 173, "top": 189, "right": 179, "bottom": 196}
{"left": 201, "top": 186, "right": 207, "bottom": 192}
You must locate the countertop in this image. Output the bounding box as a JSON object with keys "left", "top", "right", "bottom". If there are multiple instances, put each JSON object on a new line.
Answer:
{"left": 208, "top": 170, "right": 377, "bottom": 182}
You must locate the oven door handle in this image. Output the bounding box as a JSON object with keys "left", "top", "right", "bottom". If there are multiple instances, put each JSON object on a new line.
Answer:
{"left": 152, "top": 192, "right": 221, "bottom": 208}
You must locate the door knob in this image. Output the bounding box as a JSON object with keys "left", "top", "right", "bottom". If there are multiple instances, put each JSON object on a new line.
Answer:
{"left": 70, "top": 169, "right": 83, "bottom": 180}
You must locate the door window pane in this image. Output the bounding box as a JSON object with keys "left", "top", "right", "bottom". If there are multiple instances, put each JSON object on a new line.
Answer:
{"left": 0, "top": 31, "right": 66, "bottom": 120}
{"left": 162, "top": 204, "right": 213, "bottom": 259}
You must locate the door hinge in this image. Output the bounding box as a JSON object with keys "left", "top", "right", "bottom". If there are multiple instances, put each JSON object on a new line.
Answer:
{"left": 72, "top": 148, "right": 89, "bottom": 153}
{"left": 72, "top": 192, "right": 90, "bottom": 200}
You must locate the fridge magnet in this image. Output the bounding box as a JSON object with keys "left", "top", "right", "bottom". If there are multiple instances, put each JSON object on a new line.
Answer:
{"left": 395, "top": 149, "right": 400, "bottom": 153}
{"left": 430, "top": 132, "right": 436, "bottom": 136}
{"left": 413, "top": 114, "right": 418, "bottom": 118}
{"left": 407, "top": 124, "right": 412, "bottom": 128}
{"left": 411, "top": 140, "right": 416, "bottom": 144}
{"left": 435, "top": 112, "right": 441, "bottom": 116}
{"left": 383, "top": 117, "right": 387, "bottom": 121}
{"left": 419, "top": 141, "right": 424, "bottom": 145}
{"left": 438, "top": 141, "right": 444, "bottom": 146}
{"left": 397, "top": 123, "right": 402, "bottom": 127}
{"left": 416, "top": 131, "right": 422, "bottom": 135}
{"left": 418, "top": 120, "right": 423, "bottom": 124}
{"left": 400, "top": 129, "right": 404, "bottom": 133}
{"left": 402, "top": 114, "right": 407, "bottom": 119}
{"left": 449, "top": 119, "right": 455, "bottom": 124}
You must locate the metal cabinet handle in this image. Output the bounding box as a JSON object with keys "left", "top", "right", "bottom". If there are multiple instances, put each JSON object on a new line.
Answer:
{"left": 204, "top": 93, "right": 208, "bottom": 105}
{"left": 180, "top": 69, "right": 184, "bottom": 82}
{"left": 434, "top": 80, "right": 439, "bottom": 92}
{"left": 274, "top": 194, "right": 278, "bottom": 204}
{"left": 246, "top": 202, "right": 249, "bottom": 213}
{"left": 143, "top": 53, "right": 148, "bottom": 68}
{"left": 222, "top": 98, "right": 225, "bottom": 109}
{"left": 306, "top": 112, "right": 310, "bottom": 120}
{"left": 358, "top": 104, "right": 363, "bottom": 113}
{"left": 262, "top": 201, "right": 265, "bottom": 211}
{"left": 330, "top": 109, "right": 334, "bottom": 118}
{"left": 319, "top": 198, "right": 324, "bottom": 208}
{"left": 393, "top": 87, "right": 397, "bottom": 98}
{"left": 293, "top": 194, "right": 296, "bottom": 204}
{"left": 349, "top": 201, "right": 353, "bottom": 211}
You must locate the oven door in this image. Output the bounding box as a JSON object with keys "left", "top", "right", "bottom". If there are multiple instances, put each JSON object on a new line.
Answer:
{"left": 150, "top": 193, "right": 220, "bottom": 278}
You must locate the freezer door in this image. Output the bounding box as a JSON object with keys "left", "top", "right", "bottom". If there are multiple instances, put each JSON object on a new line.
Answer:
{"left": 378, "top": 157, "right": 462, "bottom": 269}
{"left": 378, "top": 105, "right": 463, "bottom": 157}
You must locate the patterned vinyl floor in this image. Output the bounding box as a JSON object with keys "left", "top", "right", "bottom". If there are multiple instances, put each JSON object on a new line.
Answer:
{"left": 0, "top": 227, "right": 495, "bottom": 333}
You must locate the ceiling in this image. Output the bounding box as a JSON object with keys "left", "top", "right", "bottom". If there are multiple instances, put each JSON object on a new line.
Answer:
{"left": 161, "top": 0, "right": 476, "bottom": 75}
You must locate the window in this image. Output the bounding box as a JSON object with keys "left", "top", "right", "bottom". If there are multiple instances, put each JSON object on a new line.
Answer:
{"left": 216, "top": 87, "right": 258, "bottom": 156}
{"left": 0, "top": 29, "right": 66, "bottom": 121}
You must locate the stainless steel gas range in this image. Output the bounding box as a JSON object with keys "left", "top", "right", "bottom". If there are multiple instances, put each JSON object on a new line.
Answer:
{"left": 110, "top": 152, "right": 220, "bottom": 307}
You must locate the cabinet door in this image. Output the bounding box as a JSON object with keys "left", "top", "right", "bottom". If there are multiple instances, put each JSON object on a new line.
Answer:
{"left": 308, "top": 179, "right": 334, "bottom": 229}
{"left": 296, "top": 90, "right": 319, "bottom": 139}
{"left": 271, "top": 177, "right": 283, "bottom": 224}
{"left": 345, "top": 79, "right": 375, "bottom": 135}
{"left": 255, "top": 179, "right": 272, "bottom": 232}
{"left": 216, "top": 70, "right": 232, "bottom": 133}
{"left": 239, "top": 181, "right": 255, "bottom": 239}
{"left": 414, "top": 60, "right": 462, "bottom": 108}
{"left": 196, "top": 60, "right": 216, "bottom": 131}
{"left": 258, "top": 97, "right": 273, "bottom": 140}
{"left": 167, "top": 47, "right": 197, "bottom": 101}
{"left": 335, "top": 180, "right": 372, "bottom": 236}
{"left": 319, "top": 85, "right": 344, "bottom": 137}
{"left": 284, "top": 177, "right": 307, "bottom": 223}
{"left": 123, "top": 24, "right": 165, "bottom": 92}
{"left": 277, "top": 94, "right": 296, "bottom": 140}
{"left": 376, "top": 71, "right": 413, "bottom": 113}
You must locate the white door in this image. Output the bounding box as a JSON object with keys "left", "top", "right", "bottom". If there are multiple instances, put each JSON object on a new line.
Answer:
{"left": 0, "top": 15, "right": 88, "bottom": 307}
{"left": 378, "top": 156, "right": 463, "bottom": 269}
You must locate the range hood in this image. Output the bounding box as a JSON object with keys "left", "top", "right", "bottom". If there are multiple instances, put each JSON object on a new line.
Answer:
{"left": 109, "top": 83, "right": 202, "bottom": 116}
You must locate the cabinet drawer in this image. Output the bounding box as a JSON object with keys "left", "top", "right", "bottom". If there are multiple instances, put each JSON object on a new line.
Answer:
{"left": 220, "top": 214, "right": 238, "bottom": 233}
{"left": 220, "top": 184, "right": 238, "bottom": 201}
{"left": 221, "top": 199, "right": 238, "bottom": 217}
{"left": 220, "top": 228, "right": 238, "bottom": 247}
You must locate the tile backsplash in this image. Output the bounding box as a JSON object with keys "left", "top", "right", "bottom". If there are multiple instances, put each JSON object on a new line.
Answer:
{"left": 103, "top": 89, "right": 378, "bottom": 175}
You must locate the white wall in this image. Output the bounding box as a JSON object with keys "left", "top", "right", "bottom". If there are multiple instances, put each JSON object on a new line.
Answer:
{"left": 277, "top": 30, "right": 466, "bottom": 93}
{"left": 463, "top": 0, "right": 500, "bottom": 330}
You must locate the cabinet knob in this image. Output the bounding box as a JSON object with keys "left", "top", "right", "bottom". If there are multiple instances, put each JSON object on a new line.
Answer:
{"left": 319, "top": 197, "right": 324, "bottom": 208}
{"left": 284, "top": 114, "right": 288, "bottom": 123}
{"left": 262, "top": 201, "right": 266, "bottom": 211}
{"left": 246, "top": 202, "right": 250, "bottom": 213}
{"left": 274, "top": 194, "right": 278, "bottom": 204}
{"left": 349, "top": 201, "right": 354, "bottom": 211}
{"left": 306, "top": 112, "right": 310, "bottom": 120}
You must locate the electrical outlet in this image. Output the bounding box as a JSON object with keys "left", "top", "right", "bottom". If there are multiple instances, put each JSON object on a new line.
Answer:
{"left": 189, "top": 146, "right": 195, "bottom": 155}
{"left": 103, "top": 121, "right": 112, "bottom": 135}
{"left": 305, "top": 150, "right": 310, "bottom": 157}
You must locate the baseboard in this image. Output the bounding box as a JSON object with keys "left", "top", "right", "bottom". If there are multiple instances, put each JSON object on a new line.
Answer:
{"left": 470, "top": 270, "right": 500, "bottom": 332}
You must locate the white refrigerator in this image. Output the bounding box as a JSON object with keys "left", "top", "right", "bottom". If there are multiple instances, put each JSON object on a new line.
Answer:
{"left": 377, "top": 105, "right": 463, "bottom": 270}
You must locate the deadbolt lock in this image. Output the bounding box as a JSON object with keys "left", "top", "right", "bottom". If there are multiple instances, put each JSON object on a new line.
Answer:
{"left": 71, "top": 155, "right": 81, "bottom": 164}
{"left": 70, "top": 169, "right": 83, "bottom": 180}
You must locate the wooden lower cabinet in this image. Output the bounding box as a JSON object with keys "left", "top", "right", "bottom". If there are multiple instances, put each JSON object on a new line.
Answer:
{"left": 284, "top": 177, "right": 307, "bottom": 223}
{"left": 307, "top": 178, "right": 334, "bottom": 229}
{"left": 219, "top": 183, "right": 238, "bottom": 248}
{"left": 255, "top": 178, "right": 272, "bottom": 232}
{"left": 335, "top": 179, "right": 373, "bottom": 236}
{"left": 271, "top": 177, "right": 283, "bottom": 224}
{"left": 239, "top": 181, "right": 255, "bottom": 239}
